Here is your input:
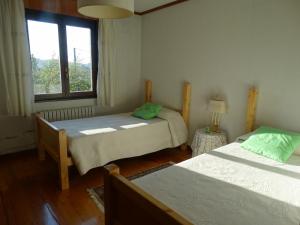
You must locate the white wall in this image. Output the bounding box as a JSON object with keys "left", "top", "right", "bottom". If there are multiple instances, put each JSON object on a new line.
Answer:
{"left": 0, "top": 15, "right": 142, "bottom": 155}
{"left": 141, "top": 0, "right": 300, "bottom": 142}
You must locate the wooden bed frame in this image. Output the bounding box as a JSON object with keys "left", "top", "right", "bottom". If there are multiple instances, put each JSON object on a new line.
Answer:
{"left": 103, "top": 86, "right": 258, "bottom": 225}
{"left": 35, "top": 80, "right": 191, "bottom": 190}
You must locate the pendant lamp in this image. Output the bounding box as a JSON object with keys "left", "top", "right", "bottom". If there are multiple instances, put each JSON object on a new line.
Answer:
{"left": 78, "top": 0, "right": 134, "bottom": 19}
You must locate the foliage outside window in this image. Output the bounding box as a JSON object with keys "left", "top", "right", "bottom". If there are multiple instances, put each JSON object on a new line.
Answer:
{"left": 26, "top": 10, "right": 98, "bottom": 101}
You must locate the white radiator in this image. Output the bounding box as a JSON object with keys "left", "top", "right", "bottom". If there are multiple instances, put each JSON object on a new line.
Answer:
{"left": 40, "top": 106, "right": 96, "bottom": 122}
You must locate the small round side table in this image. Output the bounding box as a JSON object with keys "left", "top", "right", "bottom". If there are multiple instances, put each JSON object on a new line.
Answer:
{"left": 191, "top": 128, "right": 227, "bottom": 157}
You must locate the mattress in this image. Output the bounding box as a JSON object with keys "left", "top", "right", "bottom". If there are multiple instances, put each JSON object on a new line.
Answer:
{"left": 52, "top": 110, "right": 187, "bottom": 174}
{"left": 134, "top": 142, "right": 300, "bottom": 225}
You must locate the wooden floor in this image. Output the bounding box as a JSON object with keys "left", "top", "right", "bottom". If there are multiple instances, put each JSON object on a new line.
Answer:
{"left": 0, "top": 148, "right": 191, "bottom": 225}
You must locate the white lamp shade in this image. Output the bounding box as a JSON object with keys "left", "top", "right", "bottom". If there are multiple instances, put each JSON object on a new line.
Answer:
{"left": 78, "top": 0, "right": 134, "bottom": 19}
{"left": 209, "top": 99, "right": 227, "bottom": 114}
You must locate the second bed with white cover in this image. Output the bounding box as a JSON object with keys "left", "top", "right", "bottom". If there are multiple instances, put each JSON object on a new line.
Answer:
{"left": 134, "top": 142, "right": 300, "bottom": 225}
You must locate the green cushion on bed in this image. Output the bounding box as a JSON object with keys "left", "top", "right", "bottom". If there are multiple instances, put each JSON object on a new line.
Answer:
{"left": 241, "top": 126, "right": 300, "bottom": 162}
{"left": 132, "top": 103, "right": 162, "bottom": 120}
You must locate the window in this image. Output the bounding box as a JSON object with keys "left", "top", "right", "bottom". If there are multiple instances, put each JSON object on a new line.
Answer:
{"left": 26, "top": 10, "right": 98, "bottom": 102}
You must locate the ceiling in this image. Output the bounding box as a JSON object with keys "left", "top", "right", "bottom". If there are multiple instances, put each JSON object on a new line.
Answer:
{"left": 135, "top": 0, "right": 175, "bottom": 12}
{"left": 134, "top": 0, "right": 187, "bottom": 14}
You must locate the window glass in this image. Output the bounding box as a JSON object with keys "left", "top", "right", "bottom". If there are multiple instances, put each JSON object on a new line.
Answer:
{"left": 27, "top": 20, "right": 62, "bottom": 95}
{"left": 66, "top": 26, "right": 93, "bottom": 93}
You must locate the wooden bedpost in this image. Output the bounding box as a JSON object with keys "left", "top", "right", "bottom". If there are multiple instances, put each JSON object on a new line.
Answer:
{"left": 181, "top": 82, "right": 191, "bottom": 151}
{"left": 35, "top": 113, "right": 73, "bottom": 190}
{"left": 145, "top": 80, "right": 152, "bottom": 103}
{"left": 104, "top": 164, "right": 120, "bottom": 225}
{"left": 58, "top": 129, "right": 69, "bottom": 190}
{"left": 35, "top": 113, "right": 46, "bottom": 161}
{"left": 182, "top": 82, "right": 191, "bottom": 127}
{"left": 246, "top": 87, "right": 258, "bottom": 133}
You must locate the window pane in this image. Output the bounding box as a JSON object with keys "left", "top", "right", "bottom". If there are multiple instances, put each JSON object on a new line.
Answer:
{"left": 27, "top": 20, "right": 62, "bottom": 95}
{"left": 66, "top": 26, "right": 93, "bottom": 93}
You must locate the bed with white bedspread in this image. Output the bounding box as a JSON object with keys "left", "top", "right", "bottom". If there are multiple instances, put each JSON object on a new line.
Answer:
{"left": 52, "top": 108, "right": 188, "bottom": 175}
{"left": 133, "top": 142, "right": 300, "bottom": 225}
{"left": 36, "top": 80, "right": 191, "bottom": 190}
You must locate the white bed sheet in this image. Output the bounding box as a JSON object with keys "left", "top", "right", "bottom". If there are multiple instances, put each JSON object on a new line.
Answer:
{"left": 52, "top": 111, "right": 187, "bottom": 174}
{"left": 134, "top": 142, "right": 300, "bottom": 225}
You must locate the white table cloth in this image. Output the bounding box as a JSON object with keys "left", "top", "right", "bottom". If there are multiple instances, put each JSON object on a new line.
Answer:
{"left": 191, "top": 128, "right": 227, "bottom": 156}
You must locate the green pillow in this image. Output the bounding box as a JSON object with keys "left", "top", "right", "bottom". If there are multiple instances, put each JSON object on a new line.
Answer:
{"left": 132, "top": 103, "right": 162, "bottom": 120}
{"left": 241, "top": 126, "right": 300, "bottom": 162}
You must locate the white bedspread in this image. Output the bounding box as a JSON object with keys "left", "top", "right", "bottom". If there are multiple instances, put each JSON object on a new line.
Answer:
{"left": 134, "top": 143, "right": 300, "bottom": 225}
{"left": 52, "top": 110, "right": 187, "bottom": 174}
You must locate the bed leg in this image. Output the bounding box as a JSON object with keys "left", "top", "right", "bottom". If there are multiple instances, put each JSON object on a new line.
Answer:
{"left": 59, "top": 162, "right": 69, "bottom": 190}
{"left": 58, "top": 130, "right": 69, "bottom": 190}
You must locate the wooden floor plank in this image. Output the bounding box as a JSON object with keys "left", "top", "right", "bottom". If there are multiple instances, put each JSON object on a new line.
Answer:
{"left": 0, "top": 192, "right": 8, "bottom": 225}
{"left": 0, "top": 148, "right": 191, "bottom": 225}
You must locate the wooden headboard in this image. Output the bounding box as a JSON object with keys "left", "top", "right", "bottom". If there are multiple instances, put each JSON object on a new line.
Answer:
{"left": 145, "top": 81, "right": 256, "bottom": 134}
{"left": 144, "top": 80, "right": 191, "bottom": 128}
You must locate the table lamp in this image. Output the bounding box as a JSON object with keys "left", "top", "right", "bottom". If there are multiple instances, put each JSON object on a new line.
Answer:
{"left": 209, "top": 99, "right": 226, "bottom": 133}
